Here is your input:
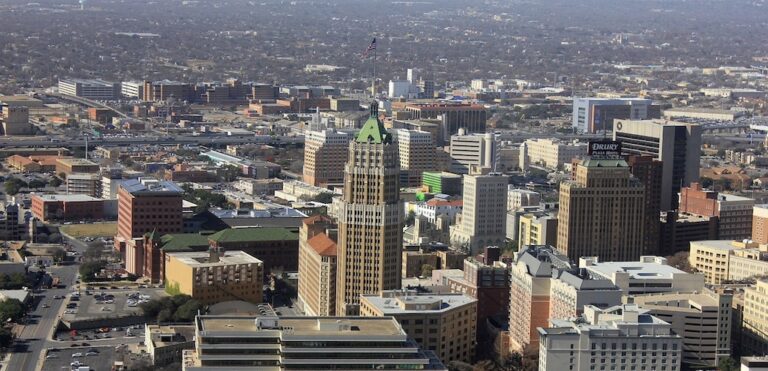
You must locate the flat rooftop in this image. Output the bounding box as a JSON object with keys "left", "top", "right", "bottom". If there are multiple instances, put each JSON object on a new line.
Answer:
{"left": 585, "top": 261, "right": 686, "bottom": 280}
{"left": 198, "top": 316, "right": 405, "bottom": 337}
{"left": 34, "top": 194, "right": 101, "bottom": 202}
{"left": 362, "top": 293, "right": 475, "bottom": 314}
{"left": 168, "top": 250, "right": 262, "bottom": 267}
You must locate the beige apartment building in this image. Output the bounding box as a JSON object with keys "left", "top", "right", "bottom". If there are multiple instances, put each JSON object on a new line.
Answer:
{"left": 164, "top": 250, "right": 263, "bottom": 305}
{"left": 450, "top": 173, "right": 507, "bottom": 255}
{"left": 336, "top": 103, "right": 403, "bottom": 316}
{"left": 302, "top": 128, "right": 350, "bottom": 187}
{"left": 518, "top": 213, "right": 557, "bottom": 247}
{"left": 394, "top": 129, "right": 436, "bottom": 187}
{"left": 518, "top": 138, "right": 587, "bottom": 170}
{"left": 629, "top": 289, "right": 732, "bottom": 368}
{"left": 753, "top": 204, "right": 768, "bottom": 244}
{"left": 297, "top": 215, "right": 337, "bottom": 316}
{"left": 743, "top": 279, "right": 768, "bottom": 356}
{"left": 689, "top": 240, "right": 768, "bottom": 284}
{"left": 360, "top": 291, "right": 477, "bottom": 364}
{"left": 557, "top": 158, "right": 646, "bottom": 262}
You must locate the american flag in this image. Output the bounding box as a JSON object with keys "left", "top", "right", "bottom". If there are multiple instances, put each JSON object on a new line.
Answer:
{"left": 361, "top": 38, "right": 377, "bottom": 59}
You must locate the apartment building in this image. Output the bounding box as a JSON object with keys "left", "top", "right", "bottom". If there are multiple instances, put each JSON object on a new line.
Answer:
{"left": 164, "top": 250, "right": 264, "bottom": 305}
{"left": 181, "top": 315, "right": 448, "bottom": 371}
{"left": 207, "top": 227, "right": 299, "bottom": 273}
{"left": 519, "top": 138, "right": 588, "bottom": 170}
{"left": 394, "top": 129, "right": 436, "bottom": 186}
{"left": 297, "top": 215, "right": 337, "bottom": 316}
{"left": 446, "top": 258, "right": 510, "bottom": 333}
{"left": 508, "top": 246, "right": 622, "bottom": 354}
{"left": 451, "top": 173, "right": 507, "bottom": 254}
{"left": 688, "top": 240, "right": 768, "bottom": 284}
{"left": 360, "top": 291, "right": 477, "bottom": 364}
{"left": 518, "top": 213, "right": 557, "bottom": 247}
{"left": 742, "top": 279, "right": 768, "bottom": 356}
{"left": 302, "top": 128, "right": 350, "bottom": 187}
{"left": 752, "top": 204, "right": 768, "bottom": 244}
{"left": 629, "top": 288, "right": 732, "bottom": 368}
{"left": 507, "top": 188, "right": 541, "bottom": 211}
{"left": 538, "top": 305, "right": 682, "bottom": 371}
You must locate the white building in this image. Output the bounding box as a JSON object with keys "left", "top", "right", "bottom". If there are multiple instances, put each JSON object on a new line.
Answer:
{"left": 413, "top": 198, "right": 463, "bottom": 224}
{"left": 451, "top": 173, "right": 507, "bottom": 254}
{"left": 538, "top": 304, "right": 682, "bottom": 371}
{"left": 449, "top": 131, "right": 495, "bottom": 174}
{"left": 58, "top": 78, "right": 120, "bottom": 100}
{"left": 519, "top": 138, "right": 587, "bottom": 171}
{"left": 121, "top": 81, "right": 145, "bottom": 99}
{"left": 388, "top": 80, "right": 412, "bottom": 98}
{"left": 507, "top": 188, "right": 541, "bottom": 211}
{"left": 580, "top": 256, "right": 704, "bottom": 295}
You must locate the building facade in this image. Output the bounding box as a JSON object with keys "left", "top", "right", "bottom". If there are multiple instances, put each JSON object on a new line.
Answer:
{"left": 394, "top": 129, "right": 436, "bottom": 187}
{"left": 165, "top": 250, "right": 264, "bottom": 305}
{"left": 557, "top": 158, "right": 646, "bottom": 262}
{"left": 451, "top": 173, "right": 507, "bottom": 254}
{"left": 336, "top": 103, "right": 403, "bottom": 316}
{"left": 680, "top": 183, "right": 756, "bottom": 240}
{"left": 449, "top": 131, "right": 495, "bottom": 174}
{"left": 742, "top": 279, "right": 768, "bottom": 356}
{"left": 688, "top": 240, "right": 768, "bottom": 284}
{"left": 297, "top": 215, "right": 337, "bottom": 316}
{"left": 572, "top": 97, "right": 659, "bottom": 133}
{"left": 58, "top": 78, "right": 120, "bottom": 100}
{"left": 302, "top": 129, "right": 350, "bottom": 187}
{"left": 519, "top": 138, "right": 588, "bottom": 171}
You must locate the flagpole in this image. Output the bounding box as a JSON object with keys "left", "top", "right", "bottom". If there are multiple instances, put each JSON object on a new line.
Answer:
{"left": 372, "top": 45, "right": 376, "bottom": 97}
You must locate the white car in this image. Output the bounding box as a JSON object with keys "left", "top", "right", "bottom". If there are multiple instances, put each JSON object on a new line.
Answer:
{"left": 71, "top": 353, "right": 82, "bottom": 358}
{"left": 45, "top": 354, "right": 58, "bottom": 359}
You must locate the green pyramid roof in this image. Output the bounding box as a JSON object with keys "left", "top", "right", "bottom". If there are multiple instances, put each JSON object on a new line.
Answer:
{"left": 356, "top": 102, "right": 392, "bottom": 144}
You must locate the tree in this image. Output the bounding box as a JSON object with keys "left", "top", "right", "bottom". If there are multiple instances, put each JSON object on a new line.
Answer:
{"left": 420, "top": 264, "right": 435, "bottom": 278}
{"left": 218, "top": 164, "right": 241, "bottom": 182}
{"left": 3, "top": 179, "right": 26, "bottom": 195}
{"left": 48, "top": 177, "right": 62, "bottom": 187}
{"left": 700, "top": 177, "right": 714, "bottom": 189}
{"left": 405, "top": 210, "right": 416, "bottom": 226}
{"left": 79, "top": 261, "right": 107, "bottom": 282}
{"left": 157, "top": 308, "right": 174, "bottom": 323}
{"left": 718, "top": 357, "right": 737, "bottom": 371}
{"left": 311, "top": 192, "right": 334, "bottom": 204}
{"left": 57, "top": 172, "right": 67, "bottom": 180}
{"left": 0, "top": 299, "right": 25, "bottom": 323}
{"left": 27, "top": 179, "right": 46, "bottom": 189}
{"left": 174, "top": 299, "right": 203, "bottom": 322}
{"left": 0, "top": 327, "right": 13, "bottom": 348}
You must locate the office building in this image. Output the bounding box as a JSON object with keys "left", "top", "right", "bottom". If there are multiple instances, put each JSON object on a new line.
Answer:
{"left": 422, "top": 172, "right": 462, "bottom": 195}
{"left": 506, "top": 203, "right": 559, "bottom": 242}
{"left": 1, "top": 104, "right": 32, "bottom": 136}
{"left": 518, "top": 213, "right": 558, "bottom": 246}
{"left": 451, "top": 173, "right": 507, "bottom": 254}
{"left": 30, "top": 194, "right": 104, "bottom": 222}
{"left": 572, "top": 97, "right": 660, "bottom": 133}
{"left": 394, "top": 129, "right": 436, "bottom": 187}
{"left": 182, "top": 315, "right": 447, "bottom": 371}
{"left": 688, "top": 240, "right": 768, "bottom": 284}
{"left": 143, "top": 80, "right": 197, "bottom": 102}
{"left": 298, "top": 215, "right": 337, "bottom": 316}
{"left": 659, "top": 211, "right": 718, "bottom": 255}
{"left": 388, "top": 80, "right": 412, "bottom": 98}
{"left": 403, "top": 102, "right": 487, "bottom": 144}
{"left": 0, "top": 203, "right": 20, "bottom": 241}
{"left": 557, "top": 158, "right": 646, "bottom": 262}
{"left": 753, "top": 204, "right": 768, "bottom": 244}
{"left": 508, "top": 246, "right": 622, "bottom": 353}
{"left": 518, "top": 138, "right": 588, "bottom": 170}
{"left": 613, "top": 119, "right": 702, "bottom": 210}
{"left": 336, "top": 103, "right": 403, "bottom": 316}
{"left": 208, "top": 227, "right": 299, "bottom": 273}
{"left": 626, "top": 155, "right": 663, "bottom": 255}
{"left": 538, "top": 305, "right": 682, "bottom": 371}
{"left": 66, "top": 173, "right": 102, "bottom": 197}
{"left": 145, "top": 324, "right": 195, "bottom": 366}
{"left": 55, "top": 158, "right": 99, "bottom": 175}
{"left": 445, "top": 258, "right": 510, "bottom": 337}
{"left": 58, "top": 78, "right": 120, "bottom": 100}
{"left": 115, "top": 179, "right": 184, "bottom": 253}
{"left": 680, "top": 183, "right": 756, "bottom": 240}
{"left": 360, "top": 291, "right": 477, "bottom": 364}
{"left": 121, "top": 81, "right": 145, "bottom": 99}
{"left": 302, "top": 128, "right": 350, "bottom": 187}
{"left": 165, "top": 250, "right": 263, "bottom": 305}
{"left": 741, "top": 357, "right": 768, "bottom": 371}
{"left": 629, "top": 288, "right": 732, "bottom": 368}
{"left": 581, "top": 256, "right": 704, "bottom": 294}
{"left": 448, "top": 131, "right": 494, "bottom": 174}
{"left": 507, "top": 188, "right": 541, "bottom": 211}
{"left": 743, "top": 279, "right": 768, "bottom": 356}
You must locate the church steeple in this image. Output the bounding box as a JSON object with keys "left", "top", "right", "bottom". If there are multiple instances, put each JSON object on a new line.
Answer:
{"left": 355, "top": 101, "right": 391, "bottom": 144}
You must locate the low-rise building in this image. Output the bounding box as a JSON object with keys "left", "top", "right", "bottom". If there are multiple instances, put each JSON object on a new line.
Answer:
{"left": 181, "top": 315, "right": 448, "bottom": 371}
{"left": 164, "top": 250, "right": 264, "bottom": 305}
{"left": 145, "top": 324, "right": 196, "bottom": 366}
{"left": 629, "top": 289, "right": 732, "bottom": 368}
{"left": 208, "top": 227, "right": 299, "bottom": 273}
{"left": 743, "top": 279, "right": 768, "bottom": 356}
{"left": 688, "top": 240, "right": 768, "bottom": 284}
{"left": 66, "top": 173, "right": 102, "bottom": 197}
{"left": 360, "top": 291, "right": 477, "bottom": 364}
{"left": 538, "top": 305, "right": 682, "bottom": 371}
{"left": 580, "top": 255, "right": 704, "bottom": 294}
{"left": 55, "top": 158, "right": 100, "bottom": 175}
{"left": 30, "top": 194, "right": 104, "bottom": 222}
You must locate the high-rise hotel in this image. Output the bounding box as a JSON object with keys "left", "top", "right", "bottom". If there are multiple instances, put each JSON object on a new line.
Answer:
{"left": 336, "top": 102, "right": 403, "bottom": 316}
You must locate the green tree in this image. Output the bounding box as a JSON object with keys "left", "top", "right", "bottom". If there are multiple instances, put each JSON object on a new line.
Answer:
{"left": 174, "top": 299, "right": 203, "bottom": 322}
{"left": 0, "top": 327, "right": 13, "bottom": 348}
{"left": 218, "top": 165, "right": 241, "bottom": 182}
{"left": 27, "top": 179, "right": 46, "bottom": 189}
{"left": 700, "top": 177, "right": 714, "bottom": 189}
{"left": 3, "top": 179, "right": 26, "bottom": 195}
{"left": 420, "top": 264, "right": 435, "bottom": 278}
{"left": 157, "top": 308, "right": 174, "bottom": 323}
{"left": 79, "top": 261, "right": 107, "bottom": 282}
{"left": 57, "top": 172, "right": 67, "bottom": 180}
{"left": 0, "top": 299, "right": 25, "bottom": 323}
{"left": 718, "top": 357, "right": 737, "bottom": 371}
{"left": 404, "top": 210, "right": 416, "bottom": 226}
{"left": 311, "top": 192, "right": 334, "bottom": 204}
{"left": 48, "top": 177, "right": 63, "bottom": 187}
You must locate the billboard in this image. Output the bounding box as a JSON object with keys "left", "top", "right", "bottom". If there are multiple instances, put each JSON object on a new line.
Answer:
{"left": 588, "top": 141, "right": 622, "bottom": 156}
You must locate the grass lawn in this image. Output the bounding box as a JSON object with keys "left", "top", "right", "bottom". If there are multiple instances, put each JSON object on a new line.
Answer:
{"left": 60, "top": 222, "right": 117, "bottom": 238}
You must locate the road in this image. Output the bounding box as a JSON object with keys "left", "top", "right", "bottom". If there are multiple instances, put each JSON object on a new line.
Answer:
{"left": 5, "top": 264, "right": 79, "bottom": 371}
{"left": 0, "top": 134, "right": 304, "bottom": 148}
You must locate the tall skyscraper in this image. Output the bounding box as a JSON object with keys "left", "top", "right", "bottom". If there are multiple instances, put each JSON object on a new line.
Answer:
{"left": 302, "top": 128, "right": 351, "bottom": 187}
{"left": 627, "top": 155, "right": 663, "bottom": 255}
{"left": 451, "top": 172, "right": 507, "bottom": 254}
{"left": 336, "top": 102, "right": 402, "bottom": 316}
{"left": 557, "top": 158, "right": 646, "bottom": 261}
{"left": 613, "top": 119, "right": 702, "bottom": 210}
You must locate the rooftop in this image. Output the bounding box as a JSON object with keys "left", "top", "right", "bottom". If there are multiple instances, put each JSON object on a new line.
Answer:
{"left": 208, "top": 227, "right": 298, "bottom": 243}
{"left": 356, "top": 102, "right": 391, "bottom": 144}
{"left": 307, "top": 233, "right": 337, "bottom": 257}
{"left": 198, "top": 315, "right": 406, "bottom": 338}
{"left": 362, "top": 291, "right": 476, "bottom": 314}
{"left": 157, "top": 233, "right": 211, "bottom": 252}
{"left": 583, "top": 257, "right": 687, "bottom": 280}
{"left": 56, "top": 158, "right": 98, "bottom": 166}
{"left": 168, "top": 250, "right": 262, "bottom": 267}
{"left": 121, "top": 179, "right": 184, "bottom": 194}
{"left": 33, "top": 194, "right": 101, "bottom": 202}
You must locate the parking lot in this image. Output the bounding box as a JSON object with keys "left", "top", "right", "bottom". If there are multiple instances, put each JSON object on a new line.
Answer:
{"left": 59, "top": 287, "right": 167, "bottom": 322}
{"left": 42, "top": 345, "right": 117, "bottom": 371}
{"left": 55, "top": 323, "right": 145, "bottom": 343}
